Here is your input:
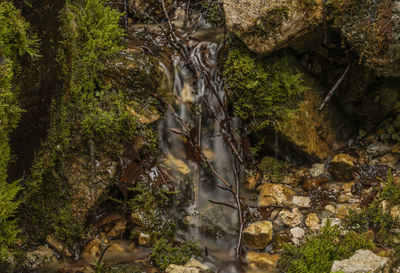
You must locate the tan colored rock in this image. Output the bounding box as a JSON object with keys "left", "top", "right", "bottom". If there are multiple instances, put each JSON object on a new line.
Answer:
{"left": 131, "top": 208, "right": 145, "bottom": 227}
{"left": 105, "top": 218, "right": 128, "bottom": 238}
{"left": 303, "top": 175, "right": 330, "bottom": 191}
{"left": 46, "top": 235, "right": 72, "bottom": 257}
{"left": 25, "top": 246, "right": 56, "bottom": 269}
{"left": 336, "top": 204, "right": 360, "bottom": 218}
{"left": 337, "top": 182, "right": 360, "bottom": 203}
{"left": 292, "top": 196, "right": 311, "bottom": 208}
{"left": 279, "top": 208, "right": 303, "bottom": 227}
{"left": 391, "top": 205, "right": 400, "bottom": 224}
{"left": 305, "top": 213, "right": 320, "bottom": 231}
{"left": 82, "top": 238, "right": 101, "bottom": 261}
{"left": 138, "top": 232, "right": 152, "bottom": 247}
{"left": 164, "top": 154, "right": 191, "bottom": 174}
{"left": 222, "top": 0, "right": 323, "bottom": 55}
{"left": 325, "top": 205, "right": 336, "bottom": 215}
{"left": 243, "top": 221, "right": 274, "bottom": 250}
{"left": 246, "top": 252, "right": 280, "bottom": 270}
{"left": 166, "top": 259, "right": 212, "bottom": 273}
{"left": 108, "top": 242, "right": 125, "bottom": 254}
{"left": 328, "top": 153, "right": 355, "bottom": 181}
{"left": 245, "top": 173, "right": 260, "bottom": 190}
{"left": 258, "top": 183, "right": 295, "bottom": 207}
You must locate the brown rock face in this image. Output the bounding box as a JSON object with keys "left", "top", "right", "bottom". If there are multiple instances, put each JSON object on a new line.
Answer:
{"left": 246, "top": 252, "right": 280, "bottom": 270}
{"left": 258, "top": 183, "right": 295, "bottom": 207}
{"left": 328, "top": 153, "right": 356, "bottom": 181}
{"left": 243, "top": 221, "right": 274, "bottom": 250}
{"left": 222, "top": 0, "right": 323, "bottom": 54}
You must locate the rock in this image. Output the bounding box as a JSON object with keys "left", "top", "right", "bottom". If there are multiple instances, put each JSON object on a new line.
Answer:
{"left": 222, "top": 0, "right": 323, "bottom": 55}
{"left": 321, "top": 218, "right": 342, "bottom": 228}
{"left": 25, "top": 246, "right": 56, "bottom": 269}
{"left": 46, "top": 234, "right": 72, "bottom": 257}
{"left": 246, "top": 252, "right": 280, "bottom": 270}
{"left": 82, "top": 238, "right": 102, "bottom": 261}
{"left": 303, "top": 175, "right": 330, "bottom": 191}
{"left": 105, "top": 218, "right": 128, "bottom": 238}
{"left": 305, "top": 213, "right": 320, "bottom": 231}
{"left": 336, "top": 204, "right": 360, "bottom": 218}
{"left": 290, "top": 227, "right": 305, "bottom": 239}
{"left": 380, "top": 153, "right": 398, "bottom": 168}
{"left": 367, "top": 142, "right": 390, "bottom": 157}
{"left": 292, "top": 196, "right": 311, "bottom": 208}
{"left": 325, "top": 205, "right": 336, "bottom": 215}
{"left": 279, "top": 208, "right": 303, "bottom": 227}
{"left": 330, "top": 249, "right": 391, "bottom": 273}
{"left": 258, "top": 183, "right": 295, "bottom": 207}
{"left": 166, "top": 259, "right": 212, "bottom": 273}
{"left": 131, "top": 208, "right": 145, "bottom": 227}
{"left": 108, "top": 242, "right": 126, "bottom": 254}
{"left": 391, "top": 205, "right": 400, "bottom": 224}
{"left": 164, "top": 154, "right": 191, "bottom": 174}
{"left": 310, "top": 163, "right": 325, "bottom": 177}
{"left": 243, "top": 221, "right": 274, "bottom": 250}
{"left": 328, "top": 153, "right": 355, "bottom": 181}
{"left": 391, "top": 143, "right": 400, "bottom": 154}
{"left": 138, "top": 232, "right": 152, "bottom": 247}
{"left": 245, "top": 173, "right": 260, "bottom": 190}
{"left": 337, "top": 182, "right": 360, "bottom": 203}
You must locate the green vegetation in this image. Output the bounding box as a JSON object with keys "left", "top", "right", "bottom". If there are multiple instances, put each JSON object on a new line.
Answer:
{"left": 224, "top": 47, "right": 305, "bottom": 131}
{"left": 279, "top": 223, "right": 375, "bottom": 273}
{"left": 258, "top": 156, "right": 287, "bottom": 182}
{"left": 0, "top": 0, "right": 38, "bottom": 262}
{"left": 345, "top": 171, "right": 400, "bottom": 249}
{"left": 251, "top": 6, "right": 289, "bottom": 35}
{"left": 99, "top": 264, "right": 145, "bottom": 273}
{"left": 150, "top": 238, "right": 201, "bottom": 270}
{"left": 202, "top": 0, "right": 224, "bottom": 27}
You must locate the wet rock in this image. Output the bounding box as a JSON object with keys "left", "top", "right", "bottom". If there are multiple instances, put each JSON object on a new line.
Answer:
{"left": 108, "top": 242, "right": 125, "bottom": 254}
{"left": 46, "top": 234, "right": 72, "bottom": 257}
{"left": 337, "top": 182, "right": 360, "bottom": 203}
{"left": 279, "top": 208, "right": 303, "bottom": 227}
{"left": 290, "top": 227, "right": 305, "bottom": 239}
{"left": 25, "top": 246, "right": 56, "bottom": 269}
{"left": 166, "top": 259, "right": 212, "bottom": 273}
{"left": 305, "top": 213, "right": 320, "bottom": 231}
{"left": 246, "top": 252, "right": 280, "bottom": 270}
{"left": 105, "top": 217, "right": 128, "bottom": 238}
{"left": 164, "top": 154, "right": 191, "bottom": 174}
{"left": 367, "top": 142, "right": 390, "bottom": 157}
{"left": 131, "top": 208, "right": 145, "bottom": 227}
{"left": 380, "top": 153, "right": 398, "bottom": 168}
{"left": 138, "top": 232, "right": 152, "bottom": 247}
{"left": 380, "top": 200, "right": 390, "bottom": 213}
{"left": 391, "top": 205, "right": 400, "bottom": 224}
{"left": 292, "top": 196, "right": 311, "bottom": 208}
{"left": 243, "top": 221, "right": 273, "bottom": 250}
{"left": 222, "top": 0, "right": 323, "bottom": 55}
{"left": 391, "top": 143, "right": 400, "bottom": 154}
{"left": 310, "top": 163, "right": 325, "bottom": 177}
{"left": 328, "top": 153, "right": 355, "bottom": 181}
{"left": 82, "top": 238, "right": 102, "bottom": 261}
{"left": 330, "top": 249, "right": 391, "bottom": 273}
{"left": 303, "top": 175, "right": 330, "bottom": 191}
{"left": 245, "top": 173, "right": 260, "bottom": 190}
{"left": 258, "top": 183, "right": 295, "bottom": 207}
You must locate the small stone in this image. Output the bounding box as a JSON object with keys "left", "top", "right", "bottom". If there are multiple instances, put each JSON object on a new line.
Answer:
{"left": 380, "top": 200, "right": 390, "bottom": 213}
{"left": 310, "top": 163, "right": 325, "bottom": 177}
{"left": 321, "top": 218, "right": 342, "bottom": 228}
{"left": 305, "top": 213, "right": 320, "bottom": 231}
{"left": 131, "top": 209, "right": 145, "bottom": 227}
{"left": 138, "top": 232, "right": 152, "bottom": 247}
{"left": 391, "top": 143, "right": 400, "bottom": 154}
{"left": 166, "top": 259, "right": 212, "bottom": 273}
{"left": 325, "top": 205, "right": 336, "bottom": 215}
{"left": 245, "top": 173, "right": 260, "bottom": 190}
{"left": 105, "top": 218, "right": 128, "bottom": 238}
{"left": 279, "top": 208, "right": 303, "bottom": 227}
{"left": 184, "top": 259, "right": 212, "bottom": 272}
{"left": 336, "top": 204, "right": 360, "bottom": 218}
{"left": 46, "top": 234, "right": 72, "bottom": 257}
{"left": 328, "top": 153, "right": 355, "bottom": 181}
{"left": 380, "top": 153, "right": 398, "bottom": 167}
{"left": 82, "top": 238, "right": 101, "bottom": 260}
{"left": 243, "top": 221, "right": 273, "bottom": 250}
{"left": 292, "top": 196, "right": 311, "bottom": 208}
{"left": 290, "top": 227, "right": 305, "bottom": 238}
{"left": 303, "top": 175, "right": 330, "bottom": 191}
{"left": 258, "top": 183, "right": 295, "bottom": 207}
{"left": 25, "top": 246, "right": 56, "bottom": 269}
{"left": 330, "top": 249, "right": 391, "bottom": 273}
{"left": 337, "top": 182, "right": 360, "bottom": 203}
{"left": 367, "top": 142, "right": 390, "bottom": 157}
{"left": 391, "top": 205, "right": 400, "bottom": 224}
{"left": 246, "top": 252, "right": 279, "bottom": 270}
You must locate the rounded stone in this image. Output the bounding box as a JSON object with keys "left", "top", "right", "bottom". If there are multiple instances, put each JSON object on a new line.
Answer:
{"left": 243, "top": 221, "right": 274, "bottom": 250}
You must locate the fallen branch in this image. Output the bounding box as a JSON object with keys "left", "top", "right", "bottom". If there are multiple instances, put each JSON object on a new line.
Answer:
{"left": 209, "top": 200, "right": 237, "bottom": 210}
{"left": 319, "top": 61, "right": 354, "bottom": 111}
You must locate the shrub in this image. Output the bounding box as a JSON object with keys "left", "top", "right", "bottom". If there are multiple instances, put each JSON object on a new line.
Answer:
{"left": 279, "top": 223, "right": 375, "bottom": 273}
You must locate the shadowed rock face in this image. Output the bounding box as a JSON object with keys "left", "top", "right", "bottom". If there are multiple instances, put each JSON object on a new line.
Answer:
{"left": 222, "top": 0, "right": 323, "bottom": 54}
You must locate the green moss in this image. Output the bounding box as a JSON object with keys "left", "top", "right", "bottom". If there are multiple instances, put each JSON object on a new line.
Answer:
{"left": 224, "top": 46, "right": 306, "bottom": 134}
{"left": 150, "top": 238, "right": 201, "bottom": 270}
{"left": 279, "top": 223, "right": 375, "bottom": 273}
{"left": 251, "top": 6, "right": 290, "bottom": 35}
{"left": 202, "top": 0, "right": 224, "bottom": 27}
{"left": 53, "top": 207, "right": 84, "bottom": 248}
{"left": 345, "top": 171, "right": 400, "bottom": 248}
{"left": 0, "top": 0, "right": 38, "bottom": 262}
{"left": 99, "top": 264, "right": 145, "bottom": 273}
{"left": 258, "top": 156, "right": 287, "bottom": 182}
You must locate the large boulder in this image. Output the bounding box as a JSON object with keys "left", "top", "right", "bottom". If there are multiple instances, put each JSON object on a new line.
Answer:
{"left": 330, "top": 249, "right": 391, "bottom": 273}
{"left": 222, "top": 0, "right": 323, "bottom": 54}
